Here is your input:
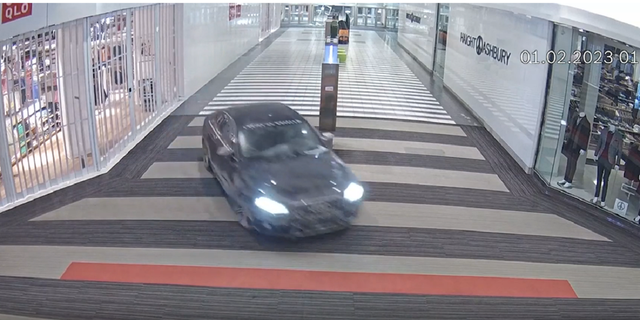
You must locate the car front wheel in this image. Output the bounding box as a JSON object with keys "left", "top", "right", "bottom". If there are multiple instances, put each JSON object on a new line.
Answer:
{"left": 227, "top": 196, "right": 252, "bottom": 230}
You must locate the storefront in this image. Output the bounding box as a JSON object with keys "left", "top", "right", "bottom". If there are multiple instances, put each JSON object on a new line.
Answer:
{"left": 0, "top": 4, "right": 179, "bottom": 206}
{"left": 536, "top": 27, "right": 640, "bottom": 224}
{"left": 398, "top": 3, "right": 640, "bottom": 225}
{"left": 281, "top": 3, "right": 399, "bottom": 29}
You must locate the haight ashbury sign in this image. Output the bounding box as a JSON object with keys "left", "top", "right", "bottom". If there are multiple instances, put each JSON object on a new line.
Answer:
{"left": 460, "top": 32, "right": 512, "bottom": 66}
{"left": 406, "top": 13, "right": 421, "bottom": 24}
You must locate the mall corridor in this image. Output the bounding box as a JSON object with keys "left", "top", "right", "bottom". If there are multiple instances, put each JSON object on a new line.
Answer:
{"left": 0, "top": 28, "right": 640, "bottom": 320}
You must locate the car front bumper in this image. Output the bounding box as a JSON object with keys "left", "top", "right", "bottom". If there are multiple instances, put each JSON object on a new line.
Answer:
{"left": 248, "top": 199, "right": 360, "bottom": 238}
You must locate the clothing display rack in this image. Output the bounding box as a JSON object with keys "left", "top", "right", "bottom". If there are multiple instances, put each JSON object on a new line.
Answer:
{"left": 1, "top": 34, "right": 62, "bottom": 170}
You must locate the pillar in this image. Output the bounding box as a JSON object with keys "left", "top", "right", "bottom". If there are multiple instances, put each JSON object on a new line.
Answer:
{"left": 546, "top": 25, "right": 575, "bottom": 182}
{"left": 353, "top": 5, "right": 358, "bottom": 26}
{"left": 381, "top": 8, "right": 387, "bottom": 28}
{"left": 0, "top": 82, "right": 16, "bottom": 202}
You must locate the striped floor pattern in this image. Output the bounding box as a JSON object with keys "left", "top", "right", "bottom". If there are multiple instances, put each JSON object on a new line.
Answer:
{"left": 1, "top": 113, "right": 640, "bottom": 319}
{"left": 201, "top": 29, "right": 454, "bottom": 125}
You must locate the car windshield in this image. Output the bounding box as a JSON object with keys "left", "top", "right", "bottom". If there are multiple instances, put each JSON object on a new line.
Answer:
{"left": 238, "top": 120, "right": 326, "bottom": 159}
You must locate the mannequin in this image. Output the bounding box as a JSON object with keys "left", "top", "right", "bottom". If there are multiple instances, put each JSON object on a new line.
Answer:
{"left": 558, "top": 111, "right": 591, "bottom": 188}
{"left": 593, "top": 124, "right": 623, "bottom": 206}
{"left": 624, "top": 142, "right": 640, "bottom": 182}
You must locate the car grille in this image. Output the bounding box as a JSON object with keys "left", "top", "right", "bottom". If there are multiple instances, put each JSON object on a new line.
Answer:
{"left": 289, "top": 198, "right": 353, "bottom": 231}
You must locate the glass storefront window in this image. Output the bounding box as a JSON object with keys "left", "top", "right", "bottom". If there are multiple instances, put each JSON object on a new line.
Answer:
{"left": 536, "top": 24, "right": 640, "bottom": 225}
{"left": 385, "top": 8, "right": 398, "bottom": 29}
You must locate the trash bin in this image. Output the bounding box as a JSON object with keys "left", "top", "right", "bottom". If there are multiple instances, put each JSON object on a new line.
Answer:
{"left": 338, "top": 52, "right": 347, "bottom": 63}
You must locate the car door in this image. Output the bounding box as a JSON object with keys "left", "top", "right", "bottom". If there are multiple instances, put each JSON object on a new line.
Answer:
{"left": 204, "top": 113, "right": 221, "bottom": 158}
{"left": 206, "top": 112, "right": 224, "bottom": 166}
{"left": 208, "top": 113, "right": 228, "bottom": 174}
{"left": 214, "top": 114, "right": 239, "bottom": 190}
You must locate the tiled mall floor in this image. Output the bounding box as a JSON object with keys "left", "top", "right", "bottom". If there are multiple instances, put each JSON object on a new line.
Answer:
{"left": 202, "top": 29, "right": 457, "bottom": 124}
{"left": 0, "top": 28, "right": 640, "bottom": 320}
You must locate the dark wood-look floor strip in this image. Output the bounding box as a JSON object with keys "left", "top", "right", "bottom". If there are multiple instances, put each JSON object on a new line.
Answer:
{"left": 2, "top": 221, "right": 638, "bottom": 268}
{"left": 0, "top": 276, "right": 638, "bottom": 320}
{"left": 155, "top": 148, "right": 495, "bottom": 174}
{"left": 179, "top": 125, "right": 476, "bottom": 147}
{"left": 96, "top": 178, "right": 544, "bottom": 213}
{"left": 461, "top": 125, "right": 640, "bottom": 254}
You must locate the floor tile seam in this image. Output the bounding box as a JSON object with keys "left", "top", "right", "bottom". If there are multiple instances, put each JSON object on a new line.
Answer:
{"left": 2, "top": 278, "right": 640, "bottom": 320}
{"left": 92, "top": 186, "right": 542, "bottom": 214}
{"left": 117, "top": 116, "right": 196, "bottom": 179}
{"left": 0, "top": 177, "right": 113, "bottom": 227}
{"left": 3, "top": 224, "right": 635, "bottom": 268}
{"left": 176, "top": 29, "right": 287, "bottom": 114}
{"left": 1, "top": 216, "right": 614, "bottom": 244}
{"left": 457, "top": 125, "right": 640, "bottom": 251}
{"left": 458, "top": 125, "right": 543, "bottom": 197}
{"left": 27, "top": 196, "right": 582, "bottom": 222}
{"left": 368, "top": 31, "right": 466, "bottom": 125}
{"left": 533, "top": 192, "right": 640, "bottom": 255}
{"left": 180, "top": 124, "right": 475, "bottom": 147}
{"left": 142, "top": 161, "right": 510, "bottom": 193}
{"left": 18, "top": 213, "right": 612, "bottom": 244}
{"left": 156, "top": 148, "right": 495, "bottom": 175}
{"left": 3, "top": 243, "right": 640, "bottom": 279}
{"left": 378, "top": 32, "right": 483, "bottom": 127}
{"left": 91, "top": 178, "right": 550, "bottom": 214}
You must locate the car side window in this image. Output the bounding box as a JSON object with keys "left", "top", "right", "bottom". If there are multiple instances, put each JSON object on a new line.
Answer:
{"left": 219, "top": 115, "right": 236, "bottom": 145}
{"left": 226, "top": 119, "right": 238, "bottom": 145}
{"left": 216, "top": 113, "right": 225, "bottom": 126}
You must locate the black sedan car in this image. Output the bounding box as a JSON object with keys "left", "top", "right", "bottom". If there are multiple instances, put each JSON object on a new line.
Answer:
{"left": 202, "top": 102, "right": 365, "bottom": 237}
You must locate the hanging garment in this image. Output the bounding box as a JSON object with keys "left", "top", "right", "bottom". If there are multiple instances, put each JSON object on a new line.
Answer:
{"left": 114, "top": 69, "right": 124, "bottom": 85}
{"left": 594, "top": 129, "right": 623, "bottom": 167}
{"left": 595, "top": 156, "right": 613, "bottom": 202}
{"left": 112, "top": 45, "right": 123, "bottom": 61}
{"left": 624, "top": 145, "right": 640, "bottom": 181}
{"left": 563, "top": 151, "right": 580, "bottom": 183}
{"left": 19, "top": 78, "right": 26, "bottom": 104}
{"left": 92, "top": 68, "right": 108, "bottom": 106}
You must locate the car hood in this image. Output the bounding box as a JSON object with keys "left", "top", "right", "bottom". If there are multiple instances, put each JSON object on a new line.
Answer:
{"left": 239, "top": 151, "right": 356, "bottom": 202}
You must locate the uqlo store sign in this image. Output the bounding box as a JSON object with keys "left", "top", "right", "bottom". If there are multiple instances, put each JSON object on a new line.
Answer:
{"left": 2, "top": 3, "right": 33, "bottom": 24}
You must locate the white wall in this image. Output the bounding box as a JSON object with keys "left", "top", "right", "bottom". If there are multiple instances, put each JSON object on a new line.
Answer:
{"left": 398, "top": 4, "right": 437, "bottom": 71}
{"left": 181, "top": 3, "right": 267, "bottom": 97}
{"left": 480, "top": 3, "right": 640, "bottom": 51}
{"left": 443, "top": 4, "right": 552, "bottom": 171}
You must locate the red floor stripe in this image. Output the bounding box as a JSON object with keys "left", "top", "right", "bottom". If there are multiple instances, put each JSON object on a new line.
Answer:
{"left": 60, "top": 262, "right": 578, "bottom": 298}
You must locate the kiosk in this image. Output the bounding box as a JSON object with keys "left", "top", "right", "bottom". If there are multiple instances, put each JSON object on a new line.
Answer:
{"left": 319, "top": 39, "right": 339, "bottom": 132}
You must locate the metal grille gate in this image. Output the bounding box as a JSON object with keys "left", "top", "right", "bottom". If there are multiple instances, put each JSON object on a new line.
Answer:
{"left": 0, "top": 4, "right": 179, "bottom": 207}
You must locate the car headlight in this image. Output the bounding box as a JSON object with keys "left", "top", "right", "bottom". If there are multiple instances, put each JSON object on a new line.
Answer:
{"left": 343, "top": 182, "right": 364, "bottom": 202}
{"left": 254, "top": 197, "right": 289, "bottom": 215}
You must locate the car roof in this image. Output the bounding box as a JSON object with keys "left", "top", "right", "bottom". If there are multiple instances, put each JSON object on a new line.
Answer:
{"left": 223, "top": 103, "right": 305, "bottom": 128}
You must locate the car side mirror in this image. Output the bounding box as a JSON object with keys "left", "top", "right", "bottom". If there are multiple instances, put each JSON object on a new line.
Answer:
{"left": 321, "top": 132, "right": 334, "bottom": 149}
{"left": 217, "top": 146, "right": 233, "bottom": 157}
